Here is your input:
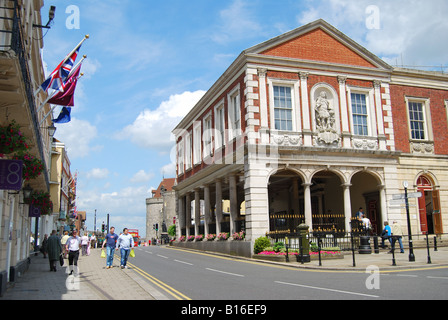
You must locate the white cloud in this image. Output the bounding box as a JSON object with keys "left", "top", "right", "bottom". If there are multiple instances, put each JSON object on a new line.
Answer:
{"left": 130, "top": 170, "right": 154, "bottom": 183}
{"left": 210, "top": 0, "right": 263, "bottom": 44}
{"left": 118, "top": 90, "right": 206, "bottom": 151}
{"left": 54, "top": 118, "right": 101, "bottom": 159}
{"left": 86, "top": 168, "right": 110, "bottom": 180}
{"left": 297, "top": 0, "right": 448, "bottom": 67}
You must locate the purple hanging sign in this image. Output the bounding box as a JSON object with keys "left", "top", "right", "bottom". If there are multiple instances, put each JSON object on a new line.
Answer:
{"left": 29, "top": 205, "right": 41, "bottom": 218}
{"left": 0, "top": 160, "right": 23, "bottom": 191}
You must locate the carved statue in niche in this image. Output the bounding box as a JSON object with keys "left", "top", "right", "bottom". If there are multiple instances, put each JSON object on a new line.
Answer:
{"left": 314, "top": 90, "right": 340, "bottom": 145}
{"left": 315, "top": 92, "right": 335, "bottom": 131}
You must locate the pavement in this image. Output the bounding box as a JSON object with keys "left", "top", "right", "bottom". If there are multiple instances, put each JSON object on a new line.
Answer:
{"left": 255, "top": 246, "right": 448, "bottom": 271}
{"left": 1, "top": 245, "right": 447, "bottom": 300}
{"left": 0, "top": 248, "right": 158, "bottom": 300}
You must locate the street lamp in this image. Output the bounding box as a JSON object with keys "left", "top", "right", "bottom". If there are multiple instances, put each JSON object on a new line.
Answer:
{"left": 22, "top": 184, "right": 33, "bottom": 201}
{"left": 48, "top": 123, "right": 57, "bottom": 137}
{"left": 403, "top": 181, "right": 415, "bottom": 262}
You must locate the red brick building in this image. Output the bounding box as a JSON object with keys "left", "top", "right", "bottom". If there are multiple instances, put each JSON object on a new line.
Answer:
{"left": 173, "top": 19, "right": 448, "bottom": 255}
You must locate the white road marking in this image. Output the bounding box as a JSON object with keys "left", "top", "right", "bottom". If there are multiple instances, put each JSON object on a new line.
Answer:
{"left": 206, "top": 268, "right": 245, "bottom": 278}
{"left": 157, "top": 254, "right": 169, "bottom": 259}
{"left": 174, "top": 260, "right": 194, "bottom": 266}
{"left": 427, "top": 276, "right": 448, "bottom": 280}
{"left": 275, "top": 281, "right": 380, "bottom": 298}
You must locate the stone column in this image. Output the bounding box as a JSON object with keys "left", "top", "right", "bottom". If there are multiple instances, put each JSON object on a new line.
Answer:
{"left": 194, "top": 189, "right": 201, "bottom": 237}
{"left": 303, "top": 183, "right": 313, "bottom": 230}
{"left": 378, "top": 184, "right": 388, "bottom": 226}
{"left": 374, "top": 80, "right": 387, "bottom": 151}
{"left": 185, "top": 193, "right": 191, "bottom": 238}
{"left": 204, "top": 185, "right": 211, "bottom": 236}
{"left": 338, "top": 76, "right": 351, "bottom": 148}
{"left": 300, "top": 72, "right": 313, "bottom": 146}
{"left": 229, "top": 175, "right": 238, "bottom": 235}
{"left": 342, "top": 183, "right": 353, "bottom": 232}
{"left": 215, "top": 179, "right": 223, "bottom": 235}
{"left": 177, "top": 196, "right": 185, "bottom": 238}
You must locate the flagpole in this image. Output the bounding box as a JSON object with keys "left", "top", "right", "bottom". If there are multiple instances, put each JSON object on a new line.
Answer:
{"left": 34, "top": 34, "right": 89, "bottom": 98}
{"left": 36, "top": 55, "right": 87, "bottom": 114}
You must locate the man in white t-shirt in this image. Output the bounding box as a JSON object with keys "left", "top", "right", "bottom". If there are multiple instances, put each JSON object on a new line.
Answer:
{"left": 66, "top": 230, "right": 81, "bottom": 275}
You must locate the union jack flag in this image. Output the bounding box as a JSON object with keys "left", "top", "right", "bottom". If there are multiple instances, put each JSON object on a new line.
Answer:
{"left": 40, "top": 45, "right": 82, "bottom": 93}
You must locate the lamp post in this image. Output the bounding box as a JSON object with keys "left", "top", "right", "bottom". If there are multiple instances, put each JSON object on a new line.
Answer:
{"left": 403, "top": 181, "right": 415, "bottom": 262}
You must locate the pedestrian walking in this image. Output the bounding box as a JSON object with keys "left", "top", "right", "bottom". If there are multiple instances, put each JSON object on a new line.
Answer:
{"left": 61, "top": 231, "right": 70, "bottom": 258}
{"left": 81, "top": 233, "right": 90, "bottom": 256}
{"left": 46, "top": 230, "right": 62, "bottom": 272}
{"left": 66, "top": 230, "right": 81, "bottom": 275}
{"left": 90, "top": 233, "right": 97, "bottom": 248}
{"left": 391, "top": 221, "right": 405, "bottom": 253}
{"left": 381, "top": 221, "right": 392, "bottom": 248}
{"left": 117, "top": 228, "right": 134, "bottom": 269}
{"left": 41, "top": 234, "right": 48, "bottom": 258}
{"left": 102, "top": 227, "right": 118, "bottom": 269}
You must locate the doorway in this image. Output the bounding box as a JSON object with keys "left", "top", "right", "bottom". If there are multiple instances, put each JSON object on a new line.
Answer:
{"left": 417, "top": 176, "right": 443, "bottom": 235}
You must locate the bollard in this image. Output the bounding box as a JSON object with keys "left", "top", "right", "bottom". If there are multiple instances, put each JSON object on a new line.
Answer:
{"left": 350, "top": 232, "right": 356, "bottom": 267}
{"left": 296, "top": 224, "right": 310, "bottom": 263}
{"left": 426, "top": 233, "right": 432, "bottom": 264}
{"left": 434, "top": 236, "right": 438, "bottom": 252}
{"left": 391, "top": 236, "right": 397, "bottom": 266}
{"left": 359, "top": 235, "right": 372, "bottom": 254}
{"left": 285, "top": 237, "right": 289, "bottom": 263}
{"left": 373, "top": 236, "right": 379, "bottom": 254}
{"left": 317, "top": 237, "right": 322, "bottom": 267}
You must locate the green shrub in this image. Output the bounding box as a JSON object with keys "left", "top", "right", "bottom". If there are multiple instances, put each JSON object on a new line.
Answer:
{"left": 254, "top": 236, "right": 271, "bottom": 254}
{"left": 167, "top": 225, "right": 176, "bottom": 237}
{"left": 273, "top": 241, "right": 285, "bottom": 252}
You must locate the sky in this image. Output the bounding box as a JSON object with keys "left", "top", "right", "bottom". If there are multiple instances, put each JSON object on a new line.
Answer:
{"left": 40, "top": 0, "right": 448, "bottom": 238}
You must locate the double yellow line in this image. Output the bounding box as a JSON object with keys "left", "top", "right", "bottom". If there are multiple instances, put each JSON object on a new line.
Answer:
{"left": 121, "top": 257, "right": 191, "bottom": 300}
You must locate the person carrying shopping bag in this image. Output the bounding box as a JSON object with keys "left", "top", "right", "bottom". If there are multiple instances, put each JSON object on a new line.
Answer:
{"left": 117, "top": 228, "right": 134, "bottom": 269}
{"left": 102, "top": 227, "right": 118, "bottom": 269}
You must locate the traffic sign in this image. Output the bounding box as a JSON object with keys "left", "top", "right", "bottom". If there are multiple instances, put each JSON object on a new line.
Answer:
{"left": 392, "top": 192, "right": 422, "bottom": 200}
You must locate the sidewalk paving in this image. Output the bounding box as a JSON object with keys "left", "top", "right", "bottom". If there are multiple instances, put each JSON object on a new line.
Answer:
{"left": 252, "top": 246, "right": 448, "bottom": 271}
{"left": 1, "top": 245, "right": 447, "bottom": 300}
{"left": 0, "top": 248, "right": 156, "bottom": 300}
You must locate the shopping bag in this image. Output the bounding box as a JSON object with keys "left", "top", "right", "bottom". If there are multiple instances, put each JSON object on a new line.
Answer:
{"left": 59, "top": 254, "right": 64, "bottom": 267}
{"left": 87, "top": 246, "right": 91, "bottom": 256}
{"left": 101, "top": 250, "right": 106, "bottom": 258}
{"left": 130, "top": 249, "right": 135, "bottom": 258}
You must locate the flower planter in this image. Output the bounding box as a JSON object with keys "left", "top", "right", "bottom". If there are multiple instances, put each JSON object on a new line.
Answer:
{"left": 253, "top": 251, "right": 344, "bottom": 262}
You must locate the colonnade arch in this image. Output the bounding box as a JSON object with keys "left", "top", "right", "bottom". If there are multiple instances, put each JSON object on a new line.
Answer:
{"left": 267, "top": 167, "right": 387, "bottom": 234}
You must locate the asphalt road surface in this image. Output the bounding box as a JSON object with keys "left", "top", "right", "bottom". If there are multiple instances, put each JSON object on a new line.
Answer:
{"left": 128, "top": 246, "right": 448, "bottom": 301}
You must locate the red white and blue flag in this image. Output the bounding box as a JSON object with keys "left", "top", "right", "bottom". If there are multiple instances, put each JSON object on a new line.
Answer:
{"left": 40, "top": 45, "right": 81, "bottom": 93}
{"left": 48, "top": 62, "right": 82, "bottom": 107}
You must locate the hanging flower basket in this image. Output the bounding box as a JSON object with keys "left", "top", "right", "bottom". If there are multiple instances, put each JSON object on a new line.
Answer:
{"left": 0, "top": 120, "right": 29, "bottom": 155}
{"left": 12, "top": 152, "right": 44, "bottom": 181}
{"left": 27, "top": 191, "right": 53, "bottom": 216}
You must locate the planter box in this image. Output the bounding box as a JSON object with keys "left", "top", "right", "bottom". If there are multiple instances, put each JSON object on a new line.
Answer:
{"left": 174, "top": 240, "right": 252, "bottom": 258}
{"left": 253, "top": 252, "right": 344, "bottom": 262}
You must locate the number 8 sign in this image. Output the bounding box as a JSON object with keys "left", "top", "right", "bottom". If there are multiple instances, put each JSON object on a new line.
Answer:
{"left": 0, "top": 160, "right": 24, "bottom": 191}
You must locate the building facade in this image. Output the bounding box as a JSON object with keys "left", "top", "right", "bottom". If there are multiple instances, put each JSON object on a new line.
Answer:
{"left": 173, "top": 20, "right": 448, "bottom": 255}
{"left": 0, "top": 0, "right": 59, "bottom": 295}
{"left": 146, "top": 178, "right": 176, "bottom": 243}
{"left": 49, "top": 139, "right": 76, "bottom": 235}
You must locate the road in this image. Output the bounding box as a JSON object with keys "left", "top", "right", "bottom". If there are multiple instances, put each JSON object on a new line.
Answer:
{"left": 127, "top": 245, "right": 448, "bottom": 301}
